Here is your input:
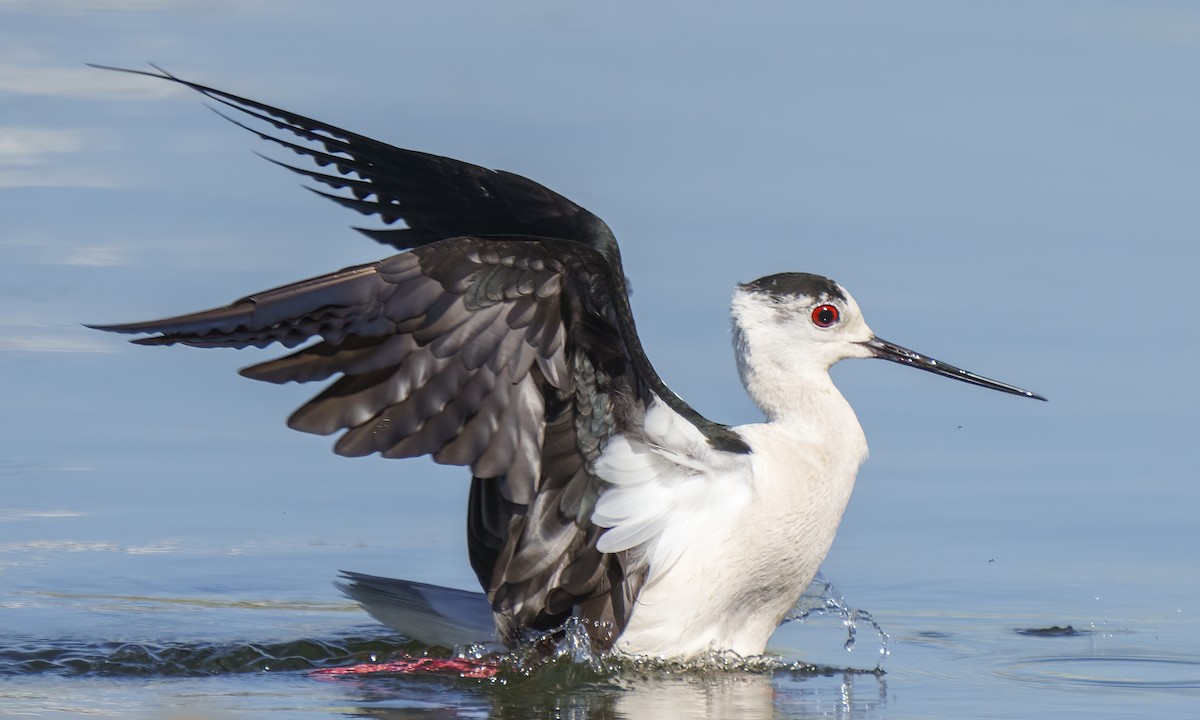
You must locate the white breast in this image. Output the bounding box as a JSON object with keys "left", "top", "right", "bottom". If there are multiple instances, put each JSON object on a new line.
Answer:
{"left": 591, "top": 400, "right": 868, "bottom": 658}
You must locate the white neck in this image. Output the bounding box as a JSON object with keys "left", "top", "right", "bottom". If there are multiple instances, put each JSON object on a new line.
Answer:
{"left": 730, "top": 291, "right": 866, "bottom": 429}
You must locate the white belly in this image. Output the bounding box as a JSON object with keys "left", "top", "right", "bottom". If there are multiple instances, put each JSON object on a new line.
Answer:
{"left": 612, "top": 422, "right": 866, "bottom": 657}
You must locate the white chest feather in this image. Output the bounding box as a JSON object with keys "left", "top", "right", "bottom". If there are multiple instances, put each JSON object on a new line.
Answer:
{"left": 590, "top": 399, "right": 867, "bottom": 658}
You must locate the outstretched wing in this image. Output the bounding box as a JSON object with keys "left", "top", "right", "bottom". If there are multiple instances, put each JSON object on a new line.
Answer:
{"left": 93, "top": 237, "right": 643, "bottom": 640}
{"left": 90, "top": 69, "right": 751, "bottom": 643}
{"left": 89, "top": 64, "right": 621, "bottom": 260}
{"left": 90, "top": 64, "right": 747, "bottom": 450}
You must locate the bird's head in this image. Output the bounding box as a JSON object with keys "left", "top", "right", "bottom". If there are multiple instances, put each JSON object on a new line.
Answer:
{"left": 730, "top": 272, "right": 1044, "bottom": 420}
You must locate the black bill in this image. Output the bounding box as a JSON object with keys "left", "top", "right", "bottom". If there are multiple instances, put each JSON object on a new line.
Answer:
{"left": 865, "top": 337, "right": 1047, "bottom": 401}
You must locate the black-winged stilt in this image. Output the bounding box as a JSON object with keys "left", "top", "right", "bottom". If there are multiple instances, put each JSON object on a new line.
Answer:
{"left": 89, "top": 66, "right": 1044, "bottom": 658}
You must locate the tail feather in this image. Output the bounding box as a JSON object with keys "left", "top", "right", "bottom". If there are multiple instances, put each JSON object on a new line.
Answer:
{"left": 336, "top": 571, "right": 498, "bottom": 649}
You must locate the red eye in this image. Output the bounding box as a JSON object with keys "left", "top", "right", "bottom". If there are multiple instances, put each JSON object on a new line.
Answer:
{"left": 811, "top": 304, "right": 840, "bottom": 328}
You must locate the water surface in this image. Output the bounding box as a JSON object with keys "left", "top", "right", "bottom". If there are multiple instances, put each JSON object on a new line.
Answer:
{"left": 3, "top": 1, "right": 1200, "bottom": 717}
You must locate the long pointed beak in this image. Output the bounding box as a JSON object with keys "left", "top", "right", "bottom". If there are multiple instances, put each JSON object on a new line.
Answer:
{"left": 865, "top": 337, "right": 1047, "bottom": 401}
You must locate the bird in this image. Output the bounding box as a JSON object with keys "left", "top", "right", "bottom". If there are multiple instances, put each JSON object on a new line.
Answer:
{"left": 88, "top": 66, "right": 1045, "bottom": 659}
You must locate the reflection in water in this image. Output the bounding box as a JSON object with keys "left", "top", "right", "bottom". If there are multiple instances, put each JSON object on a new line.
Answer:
{"left": 340, "top": 670, "right": 886, "bottom": 719}
{"left": 612, "top": 671, "right": 886, "bottom": 720}
{"left": 0, "top": 583, "right": 893, "bottom": 718}
{"left": 326, "top": 625, "right": 887, "bottom": 720}
{"left": 2, "top": 627, "right": 888, "bottom": 718}
{"left": 616, "top": 673, "right": 781, "bottom": 720}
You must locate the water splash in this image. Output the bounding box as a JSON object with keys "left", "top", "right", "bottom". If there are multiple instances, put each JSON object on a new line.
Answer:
{"left": 781, "top": 574, "right": 890, "bottom": 671}
{"left": 2, "top": 575, "right": 887, "bottom": 680}
{"left": 452, "top": 610, "right": 884, "bottom": 685}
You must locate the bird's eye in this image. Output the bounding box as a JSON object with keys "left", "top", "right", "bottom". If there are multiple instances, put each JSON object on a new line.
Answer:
{"left": 811, "top": 304, "right": 840, "bottom": 328}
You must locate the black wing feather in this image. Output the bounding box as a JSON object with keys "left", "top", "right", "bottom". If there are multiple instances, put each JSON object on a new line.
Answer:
{"left": 94, "top": 237, "right": 651, "bottom": 640}
{"left": 88, "top": 64, "right": 622, "bottom": 259}
{"left": 89, "top": 68, "right": 751, "bottom": 644}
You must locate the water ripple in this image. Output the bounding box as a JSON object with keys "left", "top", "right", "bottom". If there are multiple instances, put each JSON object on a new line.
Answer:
{"left": 999, "top": 654, "right": 1200, "bottom": 690}
{"left": 0, "top": 635, "right": 418, "bottom": 677}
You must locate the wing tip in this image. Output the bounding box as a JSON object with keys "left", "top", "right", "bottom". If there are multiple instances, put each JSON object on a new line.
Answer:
{"left": 86, "top": 62, "right": 188, "bottom": 88}
{"left": 83, "top": 321, "right": 173, "bottom": 345}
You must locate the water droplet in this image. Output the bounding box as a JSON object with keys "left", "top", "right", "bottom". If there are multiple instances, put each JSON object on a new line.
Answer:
{"left": 781, "top": 574, "right": 890, "bottom": 671}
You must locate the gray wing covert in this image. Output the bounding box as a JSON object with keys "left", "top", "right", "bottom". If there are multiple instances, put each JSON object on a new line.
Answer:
{"left": 91, "top": 235, "right": 646, "bottom": 643}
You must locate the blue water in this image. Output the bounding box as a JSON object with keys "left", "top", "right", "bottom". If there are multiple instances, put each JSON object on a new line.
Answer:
{"left": 4, "top": 1, "right": 1200, "bottom": 717}
{"left": 3, "top": 377, "right": 1198, "bottom": 717}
